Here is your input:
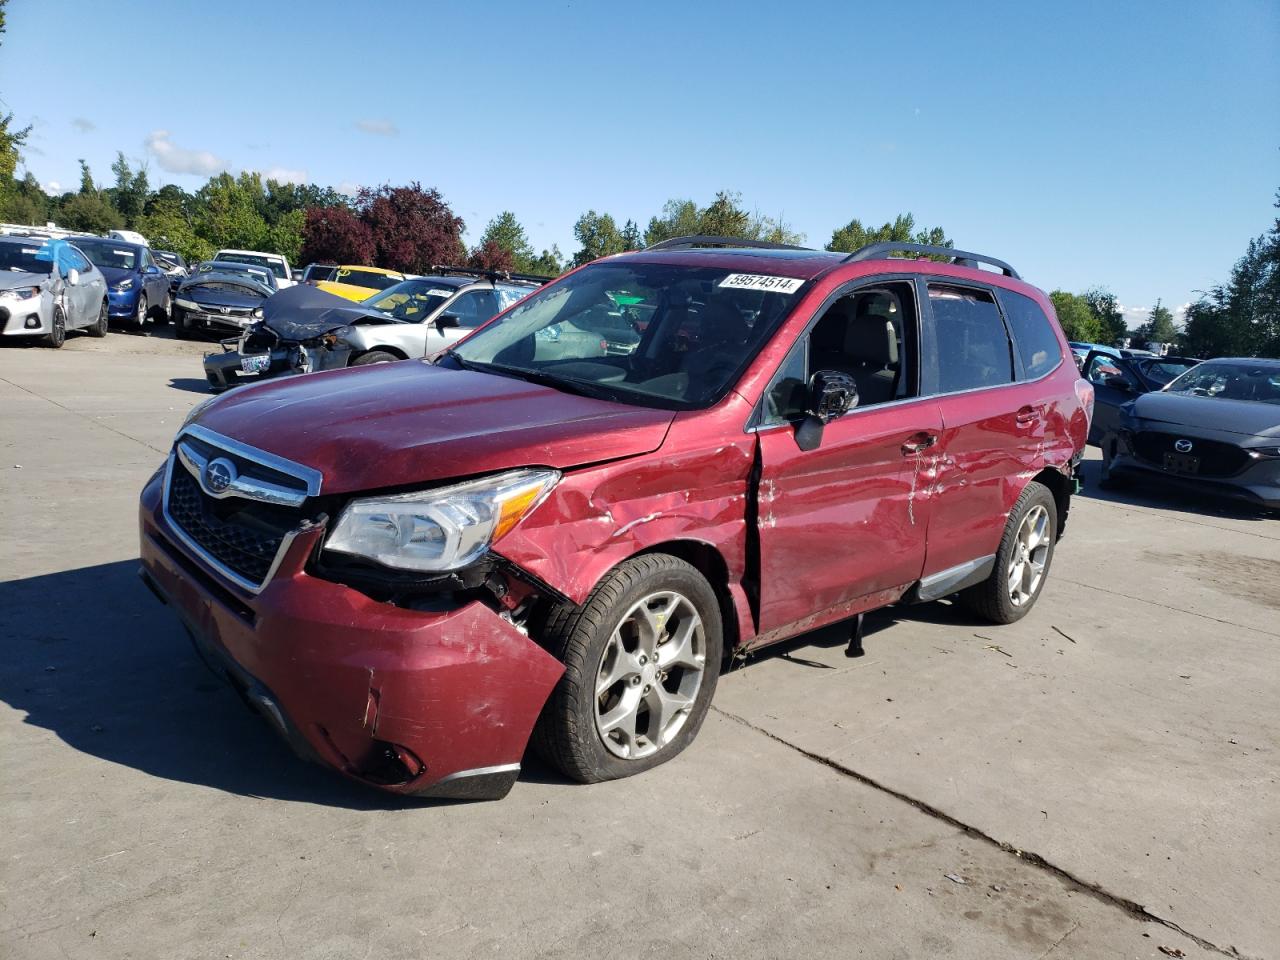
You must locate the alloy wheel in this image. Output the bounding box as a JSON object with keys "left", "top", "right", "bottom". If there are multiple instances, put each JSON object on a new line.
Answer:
{"left": 594, "top": 590, "right": 706, "bottom": 760}
{"left": 1007, "top": 504, "right": 1050, "bottom": 606}
{"left": 136, "top": 294, "right": 148, "bottom": 327}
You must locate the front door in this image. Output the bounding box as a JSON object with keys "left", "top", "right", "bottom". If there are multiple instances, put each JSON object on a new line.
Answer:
{"left": 754, "top": 280, "right": 942, "bottom": 643}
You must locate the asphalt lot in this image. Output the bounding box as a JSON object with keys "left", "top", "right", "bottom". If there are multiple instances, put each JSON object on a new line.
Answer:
{"left": 2, "top": 328, "right": 1276, "bottom": 960}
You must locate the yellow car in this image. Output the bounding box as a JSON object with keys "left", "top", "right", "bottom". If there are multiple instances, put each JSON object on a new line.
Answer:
{"left": 315, "top": 265, "right": 407, "bottom": 301}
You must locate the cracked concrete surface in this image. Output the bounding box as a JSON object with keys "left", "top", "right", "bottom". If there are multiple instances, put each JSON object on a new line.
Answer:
{"left": 1, "top": 334, "right": 1274, "bottom": 959}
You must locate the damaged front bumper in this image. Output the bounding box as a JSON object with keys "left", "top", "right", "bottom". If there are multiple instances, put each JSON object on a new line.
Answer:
{"left": 137, "top": 471, "right": 564, "bottom": 800}
{"left": 203, "top": 337, "right": 352, "bottom": 392}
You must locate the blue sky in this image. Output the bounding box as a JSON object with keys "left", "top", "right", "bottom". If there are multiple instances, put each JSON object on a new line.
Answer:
{"left": 3, "top": 0, "right": 1277, "bottom": 325}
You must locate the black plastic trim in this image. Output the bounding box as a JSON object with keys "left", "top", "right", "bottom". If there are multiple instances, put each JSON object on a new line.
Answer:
{"left": 844, "top": 242, "right": 1020, "bottom": 279}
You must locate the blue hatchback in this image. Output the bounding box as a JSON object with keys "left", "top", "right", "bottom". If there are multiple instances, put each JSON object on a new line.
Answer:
{"left": 72, "top": 237, "right": 172, "bottom": 329}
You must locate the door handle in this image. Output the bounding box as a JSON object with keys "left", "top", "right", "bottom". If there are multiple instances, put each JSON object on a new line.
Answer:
{"left": 901, "top": 432, "right": 938, "bottom": 455}
{"left": 1016, "top": 405, "right": 1041, "bottom": 426}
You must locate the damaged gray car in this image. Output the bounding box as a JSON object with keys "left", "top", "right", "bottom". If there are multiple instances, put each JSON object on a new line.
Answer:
{"left": 202, "top": 268, "right": 546, "bottom": 391}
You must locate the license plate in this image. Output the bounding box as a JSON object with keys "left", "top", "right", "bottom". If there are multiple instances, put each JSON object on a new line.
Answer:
{"left": 1162, "top": 452, "right": 1200, "bottom": 474}
{"left": 240, "top": 354, "right": 270, "bottom": 374}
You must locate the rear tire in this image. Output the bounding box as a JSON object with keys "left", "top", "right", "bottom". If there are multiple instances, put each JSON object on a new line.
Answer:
{"left": 351, "top": 350, "right": 399, "bottom": 366}
{"left": 44, "top": 306, "right": 66, "bottom": 348}
{"left": 532, "top": 554, "right": 722, "bottom": 784}
{"left": 174, "top": 309, "right": 194, "bottom": 340}
{"left": 960, "top": 481, "right": 1057, "bottom": 625}
{"left": 155, "top": 291, "right": 172, "bottom": 325}
{"left": 88, "top": 300, "right": 109, "bottom": 338}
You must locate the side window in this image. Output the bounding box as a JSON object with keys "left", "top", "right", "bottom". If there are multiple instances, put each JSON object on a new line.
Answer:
{"left": 758, "top": 281, "right": 916, "bottom": 426}
{"left": 141, "top": 249, "right": 154, "bottom": 269}
{"left": 443, "top": 289, "right": 499, "bottom": 328}
{"left": 921, "top": 285, "right": 1013, "bottom": 395}
{"left": 1000, "top": 289, "right": 1062, "bottom": 379}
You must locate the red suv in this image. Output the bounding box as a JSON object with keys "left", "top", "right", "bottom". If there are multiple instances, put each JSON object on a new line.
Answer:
{"left": 139, "top": 237, "right": 1092, "bottom": 800}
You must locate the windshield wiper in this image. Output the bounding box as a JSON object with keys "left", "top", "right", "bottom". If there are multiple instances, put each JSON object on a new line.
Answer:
{"left": 461, "top": 359, "right": 623, "bottom": 401}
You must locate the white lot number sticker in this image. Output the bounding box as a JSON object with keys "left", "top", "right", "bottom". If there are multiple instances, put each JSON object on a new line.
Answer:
{"left": 718, "top": 273, "right": 804, "bottom": 294}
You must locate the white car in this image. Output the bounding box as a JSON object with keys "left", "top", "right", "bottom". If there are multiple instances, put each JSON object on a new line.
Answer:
{"left": 213, "top": 249, "right": 294, "bottom": 289}
{"left": 108, "top": 229, "right": 150, "bottom": 247}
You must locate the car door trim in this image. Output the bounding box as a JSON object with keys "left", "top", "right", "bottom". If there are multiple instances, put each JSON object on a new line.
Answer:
{"left": 912, "top": 553, "right": 997, "bottom": 602}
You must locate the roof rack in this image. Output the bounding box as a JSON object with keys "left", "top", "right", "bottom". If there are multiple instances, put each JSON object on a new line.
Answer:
{"left": 843, "top": 242, "right": 1020, "bottom": 279}
{"left": 645, "top": 235, "right": 812, "bottom": 252}
{"left": 428, "top": 264, "right": 554, "bottom": 285}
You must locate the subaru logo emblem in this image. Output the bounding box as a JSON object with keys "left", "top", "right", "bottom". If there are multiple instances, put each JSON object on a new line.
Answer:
{"left": 202, "top": 457, "right": 236, "bottom": 495}
{"left": 1174, "top": 439, "right": 1193, "bottom": 454}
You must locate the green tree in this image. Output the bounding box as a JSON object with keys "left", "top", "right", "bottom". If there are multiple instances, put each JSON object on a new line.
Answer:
{"left": 526, "top": 245, "right": 564, "bottom": 277}
{"left": 109, "top": 152, "right": 149, "bottom": 228}
{"left": 571, "top": 210, "right": 627, "bottom": 266}
{"left": 1083, "top": 287, "right": 1127, "bottom": 345}
{"left": 619, "top": 218, "right": 643, "bottom": 251}
{"left": 826, "top": 212, "right": 949, "bottom": 253}
{"left": 138, "top": 190, "right": 212, "bottom": 264}
{"left": 643, "top": 191, "right": 803, "bottom": 247}
{"left": 698, "top": 191, "right": 751, "bottom": 237}
{"left": 1137, "top": 299, "right": 1178, "bottom": 346}
{"left": 57, "top": 190, "right": 123, "bottom": 233}
{"left": 194, "top": 172, "right": 271, "bottom": 252}
{"left": 78, "top": 159, "right": 96, "bottom": 194}
{"left": 0, "top": 172, "right": 47, "bottom": 225}
{"left": 644, "top": 199, "right": 700, "bottom": 246}
{"left": 1048, "top": 291, "right": 1104, "bottom": 342}
{"left": 473, "top": 211, "right": 535, "bottom": 270}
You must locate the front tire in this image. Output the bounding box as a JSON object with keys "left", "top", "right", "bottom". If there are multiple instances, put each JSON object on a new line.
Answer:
{"left": 173, "top": 308, "right": 194, "bottom": 340}
{"left": 1098, "top": 439, "right": 1128, "bottom": 490}
{"left": 44, "top": 306, "right": 66, "bottom": 348}
{"left": 133, "top": 293, "right": 148, "bottom": 330}
{"left": 960, "top": 481, "right": 1057, "bottom": 624}
{"left": 533, "top": 554, "right": 723, "bottom": 784}
{"left": 88, "top": 299, "right": 109, "bottom": 338}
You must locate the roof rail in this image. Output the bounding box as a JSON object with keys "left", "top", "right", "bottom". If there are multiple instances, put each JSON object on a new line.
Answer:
{"left": 645, "top": 234, "right": 812, "bottom": 252}
{"left": 429, "top": 264, "right": 554, "bottom": 285}
{"left": 843, "top": 242, "right": 1020, "bottom": 279}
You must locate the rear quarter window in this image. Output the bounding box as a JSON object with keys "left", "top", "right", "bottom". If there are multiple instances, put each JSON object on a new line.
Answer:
{"left": 999, "top": 289, "right": 1063, "bottom": 380}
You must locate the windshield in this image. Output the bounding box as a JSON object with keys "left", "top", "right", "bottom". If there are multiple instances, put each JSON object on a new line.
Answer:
{"left": 1137, "top": 358, "right": 1198, "bottom": 385}
{"left": 0, "top": 242, "right": 54, "bottom": 275}
{"left": 364, "top": 279, "right": 459, "bottom": 321}
{"left": 449, "top": 262, "right": 805, "bottom": 409}
{"left": 197, "top": 261, "right": 275, "bottom": 288}
{"left": 188, "top": 280, "right": 270, "bottom": 299}
{"left": 1164, "top": 361, "right": 1280, "bottom": 404}
{"left": 215, "top": 252, "right": 287, "bottom": 279}
{"left": 75, "top": 240, "right": 138, "bottom": 271}
{"left": 334, "top": 268, "right": 399, "bottom": 291}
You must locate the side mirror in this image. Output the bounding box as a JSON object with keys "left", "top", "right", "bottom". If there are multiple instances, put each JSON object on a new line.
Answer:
{"left": 66, "top": 268, "right": 80, "bottom": 287}
{"left": 435, "top": 313, "right": 461, "bottom": 334}
{"left": 794, "top": 370, "right": 859, "bottom": 452}
{"left": 1103, "top": 374, "right": 1134, "bottom": 392}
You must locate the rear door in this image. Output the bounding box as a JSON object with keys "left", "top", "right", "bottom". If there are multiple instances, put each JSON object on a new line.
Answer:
{"left": 918, "top": 281, "right": 1046, "bottom": 579}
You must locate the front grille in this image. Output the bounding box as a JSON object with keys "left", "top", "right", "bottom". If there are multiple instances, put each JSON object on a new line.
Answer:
{"left": 163, "top": 428, "right": 320, "bottom": 590}
{"left": 167, "top": 468, "right": 296, "bottom": 586}
{"left": 1132, "top": 431, "right": 1251, "bottom": 478}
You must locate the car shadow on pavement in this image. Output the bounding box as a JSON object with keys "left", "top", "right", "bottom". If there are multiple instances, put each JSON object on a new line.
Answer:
{"left": 1075, "top": 457, "right": 1274, "bottom": 522}
{"left": 0, "top": 559, "right": 571, "bottom": 807}
{"left": 168, "top": 378, "right": 212, "bottom": 394}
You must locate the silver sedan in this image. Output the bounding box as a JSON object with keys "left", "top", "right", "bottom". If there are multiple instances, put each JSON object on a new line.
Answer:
{"left": 0, "top": 236, "right": 110, "bottom": 347}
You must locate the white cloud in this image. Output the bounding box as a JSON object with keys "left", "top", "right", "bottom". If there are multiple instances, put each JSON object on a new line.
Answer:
{"left": 42, "top": 181, "right": 61, "bottom": 195}
{"left": 71, "top": 117, "right": 95, "bottom": 133}
{"left": 336, "top": 180, "right": 362, "bottom": 196}
{"left": 355, "top": 118, "right": 398, "bottom": 137}
{"left": 145, "top": 130, "right": 227, "bottom": 176}
{"left": 258, "top": 167, "right": 308, "bottom": 184}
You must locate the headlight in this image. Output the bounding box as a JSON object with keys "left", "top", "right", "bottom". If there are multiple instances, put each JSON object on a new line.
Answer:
{"left": 175, "top": 298, "right": 200, "bottom": 310}
{"left": 252, "top": 307, "right": 263, "bottom": 318}
{"left": 1250, "top": 446, "right": 1280, "bottom": 459}
{"left": 325, "top": 468, "right": 560, "bottom": 572}
{"left": 114, "top": 278, "right": 135, "bottom": 291}
{"left": 5, "top": 285, "right": 39, "bottom": 300}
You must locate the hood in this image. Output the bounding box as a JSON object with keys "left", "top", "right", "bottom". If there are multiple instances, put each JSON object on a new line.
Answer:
{"left": 98, "top": 265, "right": 135, "bottom": 285}
{"left": 260, "top": 283, "right": 388, "bottom": 341}
{"left": 0, "top": 270, "right": 48, "bottom": 290}
{"left": 193, "top": 361, "right": 674, "bottom": 494}
{"left": 181, "top": 281, "right": 267, "bottom": 311}
{"left": 1129, "top": 391, "right": 1280, "bottom": 439}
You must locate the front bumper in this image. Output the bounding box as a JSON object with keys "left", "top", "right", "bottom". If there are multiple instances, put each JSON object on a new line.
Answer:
{"left": 137, "top": 470, "right": 564, "bottom": 800}
{"left": 0, "top": 296, "right": 51, "bottom": 336}
{"left": 1110, "top": 448, "right": 1280, "bottom": 509}
{"left": 107, "top": 286, "right": 141, "bottom": 317}
{"left": 202, "top": 340, "right": 351, "bottom": 391}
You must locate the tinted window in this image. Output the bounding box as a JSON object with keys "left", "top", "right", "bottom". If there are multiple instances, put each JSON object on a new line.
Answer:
{"left": 216, "top": 252, "right": 287, "bottom": 279}
{"left": 0, "top": 242, "right": 54, "bottom": 274}
{"left": 1000, "top": 289, "right": 1062, "bottom": 379}
{"left": 65, "top": 248, "right": 91, "bottom": 272}
{"left": 1084, "top": 353, "right": 1131, "bottom": 387}
{"left": 76, "top": 240, "right": 139, "bottom": 271}
{"left": 923, "top": 285, "right": 1013, "bottom": 394}
{"left": 334, "top": 268, "right": 399, "bottom": 291}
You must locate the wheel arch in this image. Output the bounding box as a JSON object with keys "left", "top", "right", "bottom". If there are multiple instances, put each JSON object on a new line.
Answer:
{"left": 354, "top": 344, "right": 409, "bottom": 362}
{"left": 633, "top": 538, "right": 745, "bottom": 655}
{"left": 1029, "top": 465, "right": 1072, "bottom": 540}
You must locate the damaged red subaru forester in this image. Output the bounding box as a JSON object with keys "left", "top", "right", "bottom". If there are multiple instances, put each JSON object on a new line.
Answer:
{"left": 138, "top": 237, "right": 1092, "bottom": 800}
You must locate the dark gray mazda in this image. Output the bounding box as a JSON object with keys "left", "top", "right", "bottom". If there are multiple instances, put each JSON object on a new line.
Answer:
{"left": 1101, "top": 357, "right": 1280, "bottom": 510}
